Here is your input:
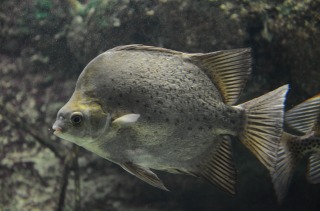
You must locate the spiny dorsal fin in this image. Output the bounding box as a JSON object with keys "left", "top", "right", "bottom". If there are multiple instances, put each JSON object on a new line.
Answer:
{"left": 121, "top": 162, "right": 169, "bottom": 191}
{"left": 285, "top": 94, "right": 320, "bottom": 134}
{"left": 194, "top": 137, "right": 237, "bottom": 195}
{"left": 187, "top": 48, "right": 251, "bottom": 105}
{"left": 307, "top": 152, "right": 320, "bottom": 184}
{"left": 236, "top": 85, "right": 289, "bottom": 171}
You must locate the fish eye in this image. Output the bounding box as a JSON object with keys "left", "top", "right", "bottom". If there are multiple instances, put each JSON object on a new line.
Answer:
{"left": 70, "top": 112, "right": 83, "bottom": 126}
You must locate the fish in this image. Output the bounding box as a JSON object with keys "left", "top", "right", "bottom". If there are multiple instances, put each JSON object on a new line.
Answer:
{"left": 52, "top": 44, "right": 288, "bottom": 194}
{"left": 270, "top": 94, "right": 320, "bottom": 203}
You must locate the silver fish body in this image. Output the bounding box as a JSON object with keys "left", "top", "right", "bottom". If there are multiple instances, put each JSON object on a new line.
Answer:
{"left": 79, "top": 47, "right": 243, "bottom": 169}
{"left": 53, "top": 44, "right": 288, "bottom": 194}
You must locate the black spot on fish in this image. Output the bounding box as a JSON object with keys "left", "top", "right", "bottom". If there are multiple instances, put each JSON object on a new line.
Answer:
{"left": 187, "top": 127, "right": 192, "bottom": 131}
{"left": 136, "top": 100, "right": 140, "bottom": 103}
{"left": 144, "top": 104, "right": 149, "bottom": 108}
{"left": 165, "top": 118, "right": 169, "bottom": 122}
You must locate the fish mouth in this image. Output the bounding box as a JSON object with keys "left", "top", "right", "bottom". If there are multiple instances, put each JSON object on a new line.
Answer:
{"left": 52, "top": 125, "right": 62, "bottom": 136}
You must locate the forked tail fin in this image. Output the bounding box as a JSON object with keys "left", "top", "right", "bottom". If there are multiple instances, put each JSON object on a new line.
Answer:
{"left": 271, "top": 133, "right": 301, "bottom": 203}
{"left": 234, "top": 85, "right": 289, "bottom": 171}
{"left": 285, "top": 94, "right": 320, "bottom": 134}
{"left": 307, "top": 151, "right": 320, "bottom": 184}
{"left": 272, "top": 94, "right": 320, "bottom": 203}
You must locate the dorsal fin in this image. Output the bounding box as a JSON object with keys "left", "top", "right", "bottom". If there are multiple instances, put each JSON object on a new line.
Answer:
{"left": 187, "top": 48, "right": 251, "bottom": 105}
{"left": 111, "top": 44, "right": 251, "bottom": 105}
{"left": 285, "top": 94, "right": 320, "bottom": 134}
{"left": 192, "top": 137, "right": 237, "bottom": 195}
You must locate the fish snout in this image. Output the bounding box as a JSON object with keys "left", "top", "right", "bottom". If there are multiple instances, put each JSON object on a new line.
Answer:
{"left": 52, "top": 121, "right": 63, "bottom": 135}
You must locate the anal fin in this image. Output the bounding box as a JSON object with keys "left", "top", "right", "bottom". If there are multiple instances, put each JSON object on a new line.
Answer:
{"left": 121, "top": 162, "right": 169, "bottom": 191}
{"left": 193, "top": 137, "right": 237, "bottom": 195}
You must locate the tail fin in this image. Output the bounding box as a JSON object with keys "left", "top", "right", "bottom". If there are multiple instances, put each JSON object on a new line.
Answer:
{"left": 234, "top": 85, "right": 289, "bottom": 171}
{"left": 285, "top": 94, "right": 320, "bottom": 134}
{"left": 272, "top": 133, "right": 301, "bottom": 203}
{"left": 307, "top": 151, "right": 320, "bottom": 184}
{"left": 272, "top": 94, "right": 320, "bottom": 203}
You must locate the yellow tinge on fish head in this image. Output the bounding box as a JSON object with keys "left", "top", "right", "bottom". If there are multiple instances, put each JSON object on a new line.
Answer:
{"left": 52, "top": 91, "right": 111, "bottom": 146}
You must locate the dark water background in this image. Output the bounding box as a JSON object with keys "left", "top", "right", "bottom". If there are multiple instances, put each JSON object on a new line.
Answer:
{"left": 0, "top": 0, "right": 319, "bottom": 210}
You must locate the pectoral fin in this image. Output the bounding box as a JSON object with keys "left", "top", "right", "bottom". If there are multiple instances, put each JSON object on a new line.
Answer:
{"left": 112, "top": 114, "right": 140, "bottom": 126}
{"left": 121, "top": 162, "right": 169, "bottom": 191}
